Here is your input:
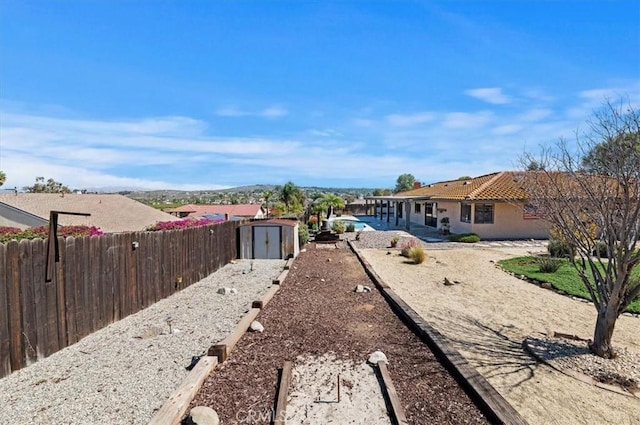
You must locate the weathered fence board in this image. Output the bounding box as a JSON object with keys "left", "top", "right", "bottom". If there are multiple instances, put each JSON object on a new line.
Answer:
{"left": 1, "top": 221, "right": 243, "bottom": 378}
{"left": 0, "top": 243, "right": 10, "bottom": 377}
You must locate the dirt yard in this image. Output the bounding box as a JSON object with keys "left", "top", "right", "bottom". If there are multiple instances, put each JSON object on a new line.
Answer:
{"left": 191, "top": 243, "right": 489, "bottom": 424}
{"left": 360, "top": 246, "right": 640, "bottom": 425}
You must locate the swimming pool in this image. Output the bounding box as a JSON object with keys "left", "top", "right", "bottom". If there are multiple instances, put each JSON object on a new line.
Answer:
{"left": 330, "top": 219, "right": 374, "bottom": 231}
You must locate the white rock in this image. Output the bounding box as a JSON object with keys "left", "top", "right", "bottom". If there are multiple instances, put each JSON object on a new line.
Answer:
{"left": 189, "top": 406, "right": 220, "bottom": 425}
{"left": 363, "top": 286, "right": 372, "bottom": 292}
{"left": 250, "top": 320, "right": 264, "bottom": 333}
{"left": 217, "top": 287, "right": 236, "bottom": 295}
{"left": 368, "top": 350, "right": 388, "bottom": 365}
{"left": 354, "top": 285, "right": 365, "bottom": 293}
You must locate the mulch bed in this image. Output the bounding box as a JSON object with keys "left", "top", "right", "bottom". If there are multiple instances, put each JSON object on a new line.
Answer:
{"left": 190, "top": 243, "right": 489, "bottom": 424}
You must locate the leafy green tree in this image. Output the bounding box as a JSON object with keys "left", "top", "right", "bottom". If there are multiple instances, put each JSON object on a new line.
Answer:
{"left": 382, "top": 189, "right": 392, "bottom": 196}
{"left": 394, "top": 173, "right": 416, "bottom": 193}
{"left": 519, "top": 100, "right": 640, "bottom": 358}
{"left": 372, "top": 188, "right": 384, "bottom": 196}
{"left": 24, "top": 177, "right": 71, "bottom": 193}
{"left": 0, "top": 171, "right": 5, "bottom": 187}
{"left": 581, "top": 131, "right": 640, "bottom": 175}
{"left": 277, "top": 181, "right": 305, "bottom": 215}
{"left": 262, "top": 190, "right": 273, "bottom": 218}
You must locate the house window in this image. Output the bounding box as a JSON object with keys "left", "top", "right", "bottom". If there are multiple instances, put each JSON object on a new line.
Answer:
{"left": 475, "top": 203, "right": 494, "bottom": 224}
{"left": 415, "top": 203, "right": 421, "bottom": 214}
{"left": 460, "top": 203, "right": 472, "bottom": 223}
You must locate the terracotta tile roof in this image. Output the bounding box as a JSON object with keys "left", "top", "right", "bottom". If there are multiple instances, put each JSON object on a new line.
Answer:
{"left": 0, "top": 193, "right": 180, "bottom": 233}
{"left": 396, "top": 171, "right": 529, "bottom": 201}
{"left": 166, "top": 203, "right": 263, "bottom": 218}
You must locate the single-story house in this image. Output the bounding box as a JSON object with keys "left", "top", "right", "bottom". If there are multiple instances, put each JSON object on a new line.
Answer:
{"left": 365, "top": 171, "right": 551, "bottom": 240}
{"left": 165, "top": 203, "right": 265, "bottom": 220}
{"left": 0, "top": 193, "right": 180, "bottom": 233}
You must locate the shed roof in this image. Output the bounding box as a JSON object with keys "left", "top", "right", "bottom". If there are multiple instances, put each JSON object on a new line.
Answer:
{"left": 240, "top": 219, "right": 298, "bottom": 227}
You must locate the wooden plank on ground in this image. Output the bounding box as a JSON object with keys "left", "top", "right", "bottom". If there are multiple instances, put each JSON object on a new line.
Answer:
{"left": 272, "top": 269, "right": 289, "bottom": 285}
{"left": 274, "top": 361, "right": 293, "bottom": 425}
{"left": 207, "top": 307, "right": 261, "bottom": 362}
{"left": 252, "top": 284, "right": 280, "bottom": 310}
{"left": 148, "top": 356, "right": 218, "bottom": 425}
{"left": 377, "top": 361, "right": 408, "bottom": 425}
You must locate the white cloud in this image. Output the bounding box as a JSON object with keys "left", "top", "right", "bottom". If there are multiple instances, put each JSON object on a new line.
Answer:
{"left": 260, "top": 106, "right": 288, "bottom": 118}
{"left": 443, "top": 111, "right": 493, "bottom": 128}
{"left": 386, "top": 112, "right": 434, "bottom": 127}
{"left": 215, "top": 105, "right": 288, "bottom": 118}
{"left": 464, "top": 87, "right": 511, "bottom": 105}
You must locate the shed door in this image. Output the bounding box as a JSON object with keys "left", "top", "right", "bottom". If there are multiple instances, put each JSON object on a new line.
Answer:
{"left": 253, "top": 226, "right": 281, "bottom": 259}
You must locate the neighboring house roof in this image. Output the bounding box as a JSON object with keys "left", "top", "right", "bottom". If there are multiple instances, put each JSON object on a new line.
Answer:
{"left": 396, "top": 171, "right": 528, "bottom": 201}
{"left": 166, "top": 203, "right": 263, "bottom": 217}
{"left": 0, "top": 193, "right": 180, "bottom": 233}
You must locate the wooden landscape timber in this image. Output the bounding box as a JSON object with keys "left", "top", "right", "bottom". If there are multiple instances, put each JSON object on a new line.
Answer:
{"left": 273, "top": 361, "right": 293, "bottom": 425}
{"left": 148, "top": 356, "right": 218, "bottom": 425}
{"left": 377, "top": 361, "right": 409, "bottom": 425}
{"left": 348, "top": 240, "right": 529, "bottom": 425}
{"left": 150, "top": 265, "right": 289, "bottom": 425}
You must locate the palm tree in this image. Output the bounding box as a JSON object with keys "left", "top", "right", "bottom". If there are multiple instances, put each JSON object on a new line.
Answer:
{"left": 262, "top": 190, "right": 273, "bottom": 218}
{"left": 317, "top": 193, "right": 345, "bottom": 219}
{"left": 278, "top": 181, "right": 305, "bottom": 215}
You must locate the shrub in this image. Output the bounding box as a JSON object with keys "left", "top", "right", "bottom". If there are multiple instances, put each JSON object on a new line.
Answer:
{"left": 547, "top": 239, "right": 574, "bottom": 258}
{"left": 390, "top": 236, "right": 400, "bottom": 247}
{"left": 0, "top": 225, "right": 103, "bottom": 243}
{"left": 331, "top": 220, "right": 346, "bottom": 234}
{"left": 298, "top": 223, "right": 309, "bottom": 246}
{"left": 146, "top": 217, "right": 218, "bottom": 231}
{"left": 307, "top": 216, "right": 318, "bottom": 227}
{"left": 345, "top": 222, "right": 356, "bottom": 233}
{"left": 449, "top": 233, "right": 480, "bottom": 243}
{"left": 592, "top": 240, "right": 609, "bottom": 258}
{"left": 536, "top": 256, "right": 563, "bottom": 273}
{"left": 408, "top": 246, "right": 427, "bottom": 264}
{"left": 400, "top": 238, "right": 421, "bottom": 257}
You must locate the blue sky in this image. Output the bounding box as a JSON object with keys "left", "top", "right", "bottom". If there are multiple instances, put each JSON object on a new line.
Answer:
{"left": 1, "top": 1, "right": 638, "bottom": 191}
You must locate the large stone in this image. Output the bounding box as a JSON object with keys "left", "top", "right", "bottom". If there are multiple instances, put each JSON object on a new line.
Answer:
{"left": 250, "top": 320, "right": 264, "bottom": 333}
{"left": 368, "top": 350, "right": 388, "bottom": 365}
{"left": 187, "top": 406, "right": 220, "bottom": 425}
{"left": 354, "top": 285, "right": 372, "bottom": 293}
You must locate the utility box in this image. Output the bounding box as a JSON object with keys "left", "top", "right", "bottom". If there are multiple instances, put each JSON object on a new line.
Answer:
{"left": 238, "top": 219, "right": 299, "bottom": 259}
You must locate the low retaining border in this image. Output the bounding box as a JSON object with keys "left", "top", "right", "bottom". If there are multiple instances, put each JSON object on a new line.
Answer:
{"left": 348, "top": 240, "right": 528, "bottom": 425}
{"left": 148, "top": 264, "right": 289, "bottom": 425}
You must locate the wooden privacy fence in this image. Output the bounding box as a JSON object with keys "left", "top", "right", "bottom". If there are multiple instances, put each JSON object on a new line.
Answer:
{"left": 0, "top": 220, "right": 241, "bottom": 378}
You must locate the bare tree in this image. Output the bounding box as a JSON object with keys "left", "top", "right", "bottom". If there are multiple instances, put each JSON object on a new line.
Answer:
{"left": 519, "top": 100, "right": 640, "bottom": 358}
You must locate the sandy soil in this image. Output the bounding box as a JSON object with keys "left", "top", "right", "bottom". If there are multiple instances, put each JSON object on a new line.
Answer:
{"left": 285, "top": 353, "right": 391, "bottom": 425}
{"left": 360, "top": 246, "right": 640, "bottom": 425}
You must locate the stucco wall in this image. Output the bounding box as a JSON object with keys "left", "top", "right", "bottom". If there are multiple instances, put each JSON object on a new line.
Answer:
{"left": 470, "top": 202, "right": 550, "bottom": 240}
{"left": 405, "top": 200, "right": 550, "bottom": 239}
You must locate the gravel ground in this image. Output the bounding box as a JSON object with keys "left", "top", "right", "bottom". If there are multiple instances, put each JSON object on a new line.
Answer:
{"left": 192, "top": 243, "right": 489, "bottom": 424}
{"left": 0, "top": 259, "right": 285, "bottom": 425}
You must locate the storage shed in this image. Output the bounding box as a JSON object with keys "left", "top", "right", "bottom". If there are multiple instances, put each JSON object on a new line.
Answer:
{"left": 238, "top": 219, "right": 300, "bottom": 259}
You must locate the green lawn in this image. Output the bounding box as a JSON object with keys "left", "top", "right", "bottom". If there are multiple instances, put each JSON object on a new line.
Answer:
{"left": 498, "top": 256, "right": 640, "bottom": 314}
